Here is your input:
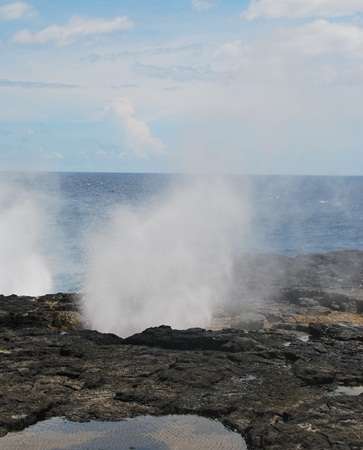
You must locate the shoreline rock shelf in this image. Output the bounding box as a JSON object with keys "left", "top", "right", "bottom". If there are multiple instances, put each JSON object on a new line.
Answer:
{"left": 1, "top": 251, "right": 363, "bottom": 449}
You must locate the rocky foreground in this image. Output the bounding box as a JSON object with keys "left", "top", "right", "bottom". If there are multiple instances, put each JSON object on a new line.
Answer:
{"left": 1, "top": 251, "right": 363, "bottom": 449}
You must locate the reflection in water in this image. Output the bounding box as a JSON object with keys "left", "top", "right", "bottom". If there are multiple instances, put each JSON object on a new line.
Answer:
{"left": 0, "top": 415, "right": 247, "bottom": 450}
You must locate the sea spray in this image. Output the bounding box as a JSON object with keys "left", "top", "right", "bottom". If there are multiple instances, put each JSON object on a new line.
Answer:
{"left": 82, "top": 177, "right": 249, "bottom": 336}
{"left": 0, "top": 179, "right": 54, "bottom": 296}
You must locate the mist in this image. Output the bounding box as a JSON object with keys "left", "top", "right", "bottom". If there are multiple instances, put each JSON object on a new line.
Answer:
{"left": 82, "top": 177, "right": 249, "bottom": 337}
{"left": 0, "top": 179, "right": 54, "bottom": 296}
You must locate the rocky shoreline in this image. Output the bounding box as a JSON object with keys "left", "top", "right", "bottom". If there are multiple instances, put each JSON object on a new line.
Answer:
{"left": 1, "top": 251, "right": 363, "bottom": 449}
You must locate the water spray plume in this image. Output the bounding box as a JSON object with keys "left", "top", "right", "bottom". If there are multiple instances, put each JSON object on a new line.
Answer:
{"left": 0, "top": 181, "right": 53, "bottom": 296}
{"left": 82, "top": 178, "right": 249, "bottom": 337}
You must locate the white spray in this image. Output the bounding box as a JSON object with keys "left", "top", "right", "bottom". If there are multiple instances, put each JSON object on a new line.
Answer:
{"left": 82, "top": 178, "right": 249, "bottom": 337}
{"left": 0, "top": 180, "right": 53, "bottom": 296}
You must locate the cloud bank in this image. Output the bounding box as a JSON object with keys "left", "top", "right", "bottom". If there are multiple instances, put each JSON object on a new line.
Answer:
{"left": 13, "top": 15, "right": 134, "bottom": 45}
{"left": 242, "top": 0, "right": 363, "bottom": 20}
{"left": 3, "top": 1, "right": 363, "bottom": 174}
{"left": 284, "top": 20, "right": 363, "bottom": 57}
{"left": 213, "top": 19, "right": 363, "bottom": 83}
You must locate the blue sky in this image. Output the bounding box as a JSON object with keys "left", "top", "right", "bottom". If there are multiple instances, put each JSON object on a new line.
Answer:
{"left": 1, "top": 0, "right": 363, "bottom": 174}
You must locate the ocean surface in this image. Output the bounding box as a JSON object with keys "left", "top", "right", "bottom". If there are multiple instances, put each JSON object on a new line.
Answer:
{"left": 2, "top": 172, "right": 363, "bottom": 292}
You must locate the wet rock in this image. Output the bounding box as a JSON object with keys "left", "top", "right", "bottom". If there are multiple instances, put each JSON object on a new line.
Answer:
{"left": 237, "top": 313, "right": 266, "bottom": 331}
{"left": 293, "top": 361, "right": 336, "bottom": 385}
{"left": 309, "top": 323, "right": 363, "bottom": 341}
{"left": 278, "top": 288, "right": 358, "bottom": 313}
{"left": 0, "top": 293, "right": 81, "bottom": 331}
{"left": 124, "top": 325, "right": 252, "bottom": 352}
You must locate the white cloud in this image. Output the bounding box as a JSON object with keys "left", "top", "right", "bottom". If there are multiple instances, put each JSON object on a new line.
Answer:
{"left": 284, "top": 20, "right": 363, "bottom": 57}
{"left": 192, "top": 0, "right": 215, "bottom": 12}
{"left": 13, "top": 15, "right": 134, "bottom": 45}
{"left": 112, "top": 98, "right": 165, "bottom": 157}
{"left": 0, "top": 1, "right": 34, "bottom": 21}
{"left": 214, "top": 40, "right": 245, "bottom": 59}
{"left": 213, "top": 40, "right": 247, "bottom": 68}
{"left": 212, "top": 20, "right": 363, "bottom": 85}
{"left": 242, "top": 0, "right": 363, "bottom": 20}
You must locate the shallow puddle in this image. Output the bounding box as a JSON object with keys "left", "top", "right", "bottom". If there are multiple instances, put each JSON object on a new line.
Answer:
{"left": 333, "top": 386, "right": 363, "bottom": 396}
{"left": 281, "top": 332, "right": 310, "bottom": 346}
{"left": 297, "top": 333, "right": 310, "bottom": 343}
{"left": 0, "top": 415, "right": 248, "bottom": 450}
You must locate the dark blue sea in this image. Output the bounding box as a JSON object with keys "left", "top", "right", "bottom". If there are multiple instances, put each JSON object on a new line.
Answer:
{"left": 2, "top": 172, "right": 363, "bottom": 292}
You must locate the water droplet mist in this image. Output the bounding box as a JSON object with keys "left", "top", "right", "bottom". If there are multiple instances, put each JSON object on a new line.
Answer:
{"left": 82, "top": 178, "right": 249, "bottom": 337}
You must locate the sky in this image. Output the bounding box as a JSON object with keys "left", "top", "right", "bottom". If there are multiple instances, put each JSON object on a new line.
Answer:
{"left": 0, "top": 0, "right": 363, "bottom": 174}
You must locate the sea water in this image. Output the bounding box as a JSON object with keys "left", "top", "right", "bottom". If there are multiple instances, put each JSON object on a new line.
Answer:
{"left": 2, "top": 172, "right": 363, "bottom": 292}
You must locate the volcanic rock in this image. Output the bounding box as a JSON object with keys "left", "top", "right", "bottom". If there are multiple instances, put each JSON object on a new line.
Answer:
{"left": 1, "top": 251, "right": 363, "bottom": 449}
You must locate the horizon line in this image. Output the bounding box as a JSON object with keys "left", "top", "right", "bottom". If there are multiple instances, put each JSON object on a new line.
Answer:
{"left": 1, "top": 170, "right": 363, "bottom": 178}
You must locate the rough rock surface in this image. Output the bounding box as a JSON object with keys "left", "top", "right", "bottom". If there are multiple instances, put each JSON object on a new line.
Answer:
{"left": 1, "top": 251, "right": 363, "bottom": 450}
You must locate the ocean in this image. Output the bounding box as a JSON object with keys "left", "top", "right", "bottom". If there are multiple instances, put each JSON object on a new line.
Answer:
{"left": 2, "top": 172, "right": 363, "bottom": 293}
